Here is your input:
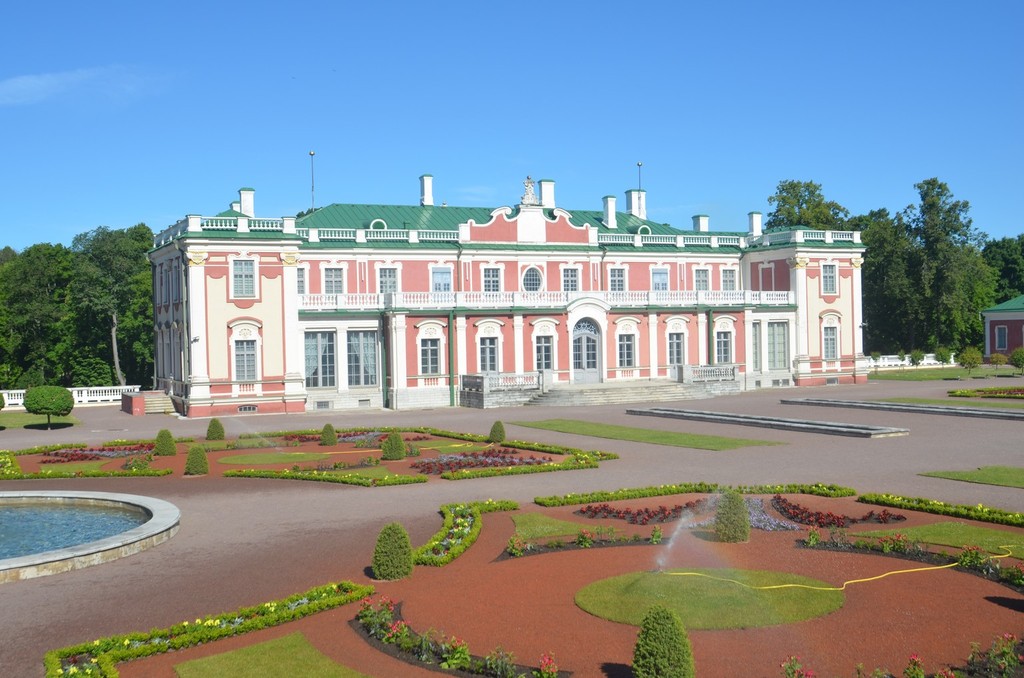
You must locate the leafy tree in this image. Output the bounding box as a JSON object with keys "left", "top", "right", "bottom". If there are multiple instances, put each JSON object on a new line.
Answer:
{"left": 632, "top": 605, "right": 694, "bottom": 678}
{"left": 857, "top": 209, "right": 916, "bottom": 353}
{"left": 765, "top": 180, "right": 849, "bottom": 231}
{"left": 934, "top": 346, "right": 952, "bottom": 366}
{"left": 371, "top": 522, "right": 413, "bottom": 580}
{"left": 70, "top": 225, "right": 153, "bottom": 386}
{"left": 959, "top": 346, "right": 983, "bottom": 374}
{"left": 990, "top": 352, "right": 1008, "bottom": 368}
{"left": 983, "top": 235, "right": 1024, "bottom": 303}
{"left": 909, "top": 349, "right": 924, "bottom": 367}
{"left": 23, "top": 385, "right": 74, "bottom": 429}
{"left": 1010, "top": 347, "right": 1024, "bottom": 375}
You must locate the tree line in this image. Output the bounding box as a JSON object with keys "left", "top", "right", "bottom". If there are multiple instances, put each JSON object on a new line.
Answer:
{"left": 0, "top": 178, "right": 1015, "bottom": 390}
{"left": 767, "top": 177, "right": 1019, "bottom": 355}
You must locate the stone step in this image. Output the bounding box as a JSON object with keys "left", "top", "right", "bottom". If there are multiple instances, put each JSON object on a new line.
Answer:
{"left": 143, "top": 393, "right": 176, "bottom": 415}
{"left": 526, "top": 382, "right": 732, "bottom": 406}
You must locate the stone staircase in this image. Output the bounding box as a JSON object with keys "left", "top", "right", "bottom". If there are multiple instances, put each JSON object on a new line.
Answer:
{"left": 525, "top": 380, "right": 740, "bottom": 407}
{"left": 143, "top": 392, "right": 177, "bottom": 415}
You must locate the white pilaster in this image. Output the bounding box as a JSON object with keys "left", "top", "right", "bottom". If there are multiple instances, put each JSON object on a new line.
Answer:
{"left": 792, "top": 257, "right": 810, "bottom": 377}
{"left": 514, "top": 315, "right": 524, "bottom": 374}
{"left": 647, "top": 312, "right": 658, "bottom": 377}
{"left": 696, "top": 313, "right": 708, "bottom": 364}
{"left": 186, "top": 251, "right": 210, "bottom": 399}
{"left": 392, "top": 314, "right": 408, "bottom": 385}
{"left": 456, "top": 316, "right": 468, "bottom": 377}
{"left": 281, "top": 251, "right": 305, "bottom": 397}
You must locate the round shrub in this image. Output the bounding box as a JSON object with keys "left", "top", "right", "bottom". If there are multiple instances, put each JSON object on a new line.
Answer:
{"left": 184, "top": 445, "right": 209, "bottom": 476}
{"left": 714, "top": 491, "right": 750, "bottom": 543}
{"left": 154, "top": 429, "right": 177, "bottom": 456}
{"left": 1011, "top": 347, "right": 1024, "bottom": 375}
{"left": 371, "top": 522, "right": 413, "bottom": 580}
{"left": 991, "top": 352, "right": 1009, "bottom": 367}
{"left": 23, "top": 385, "right": 75, "bottom": 429}
{"left": 488, "top": 420, "right": 506, "bottom": 444}
{"left": 381, "top": 432, "right": 406, "bottom": 461}
{"left": 206, "top": 418, "right": 225, "bottom": 441}
{"left": 632, "top": 604, "right": 694, "bottom": 678}
{"left": 934, "top": 346, "right": 952, "bottom": 365}
{"left": 320, "top": 423, "right": 337, "bottom": 446}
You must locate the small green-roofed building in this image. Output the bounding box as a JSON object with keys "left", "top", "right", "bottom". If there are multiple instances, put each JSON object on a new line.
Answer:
{"left": 983, "top": 294, "right": 1024, "bottom": 357}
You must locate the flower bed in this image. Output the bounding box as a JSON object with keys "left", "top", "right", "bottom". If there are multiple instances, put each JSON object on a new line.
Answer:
{"left": 411, "top": 449, "right": 553, "bottom": 475}
{"left": 413, "top": 500, "right": 518, "bottom": 566}
{"left": 575, "top": 499, "right": 709, "bottom": 524}
{"left": 39, "top": 450, "right": 103, "bottom": 464}
{"left": 223, "top": 468, "right": 427, "bottom": 487}
{"left": 48, "top": 444, "right": 155, "bottom": 459}
{"left": 772, "top": 495, "right": 906, "bottom": 528}
{"left": 858, "top": 493, "right": 1024, "bottom": 528}
{"left": 948, "top": 386, "right": 1024, "bottom": 399}
{"left": 535, "top": 482, "right": 856, "bottom": 507}
{"left": 44, "top": 581, "right": 372, "bottom": 678}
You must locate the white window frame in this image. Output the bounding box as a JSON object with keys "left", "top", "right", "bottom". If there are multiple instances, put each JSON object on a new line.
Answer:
{"left": 431, "top": 266, "right": 453, "bottom": 293}
{"left": 324, "top": 267, "right": 345, "bottom": 295}
{"left": 420, "top": 338, "right": 441, "bottom": 375}
{"left": 296, "top": 267, "right": 307, "bottom": 296}
{"left": 561, "top": 265, "right": 581, "bottom": 292}
{"left": 767, "top": 321, "right": 789, "bottom": 370}
{"left": 535, "top": 334, "right": 553, "bottom": 371}
{"left": 305, "top": 331, "right": 336, "bottom": 388}
{"left": 722, "top": 268, "right": 737, "bottom": 291}
{"left": 821, "top": 263, "right": 838, "bottom": 296}
{"left": 231, "top": 258, "right": 257, "bottom": 299}
{"left": 609, "top": 267, "right": 626, "bottom": 292}
{"left": 482, "top": 267, "right": 502, "bottom": 293}
{"left": 346, "top": 330, "right": 378, "bottom": 387}
{"left": 694, "top": 268, "right": 710, "bottom": 292}
{"left": 821, "top": 315, "right": 841, "bottom": 361}
{"left": 617, "top": 334, "right": 636, "bottom": 368}
{"left": 479, "top": 336, "right": 499, "bottom": 373}
{"left": 651, "top": 268, "right": 669, "bottom": 292}
{"left": 995, "top": 325, "right": 1008, "bottom": 352}
{"left": 715, "top": 331, "right": 732, "bottom": 364}
{"left": 377, "top": 266, "right": 399, "bottom": 294}
{"left": 522, "top": 266, "right": 543, "bottom": 292}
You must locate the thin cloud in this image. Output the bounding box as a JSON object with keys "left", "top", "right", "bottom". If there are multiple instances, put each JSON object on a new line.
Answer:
{"left": 0, "top": 66, "right": 147, "bottom": 107}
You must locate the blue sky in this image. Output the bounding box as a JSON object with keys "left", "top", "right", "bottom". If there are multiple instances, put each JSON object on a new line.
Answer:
{"left": 2, "top": 2, "right": 1021, "bottom": 251}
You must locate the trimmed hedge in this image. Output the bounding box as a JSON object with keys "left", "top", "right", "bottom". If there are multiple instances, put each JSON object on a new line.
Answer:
{"left": 222, "top": 469, "right": 427, "bottom": 487}
{"left": 413, "top": 500, "right": 517, "bottom": 567}
{"left": 859, "top": 493, "right": 1024, "bottom": 528}
{"left": 372, "top": 522, "right": 414, "bottom": 580}
{"left": 44, "top": 581, "right": 372, "bottom": 677}
{"left": 535, "top": 482, "right": 856, "bottom": 507}
{"left": 441, "top": 454, "right": 600, "bottom": 480}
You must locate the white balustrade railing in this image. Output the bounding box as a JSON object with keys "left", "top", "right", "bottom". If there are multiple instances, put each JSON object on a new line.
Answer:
{"left": 1, "top": 385, "right": 140, "bottom": 408}
{"left": 683, "top": 365, "right": 739, "bottom": 383}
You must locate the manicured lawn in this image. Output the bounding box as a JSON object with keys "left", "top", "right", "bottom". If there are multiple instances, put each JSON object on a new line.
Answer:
{"left": 860, "top": 522, "right": 1024, "bottom": 559}
{"left": 218, "top": 452, "right": 331, "bottom": 465}
{"left": 0, "top": 411, "right": 79, "bottom": 429}
{"left": 869, "top": 367, "right": 1018, "bottom": 381}
{"left": 331, "top": 466, "right": 403, "bottom": 480}
{"left": 921, "top": 466, "right": 1024, "bottom": 489}
{"left": 513, "top": 419, "right": 778, "bottom": 451}
{"left": 512, "top": 513, "right": 609, "bottom": 540}
{"left": 575, "top": 568, "right": 843, "bottom": 629}
{"left": 173, "top": 632, "right": 368, "bottom": 678}
{"left": 38, "top": 460, "right": 111, "bottom": 473}
{"left": 882, "top": 397, "right": 1024, "bottom": 410}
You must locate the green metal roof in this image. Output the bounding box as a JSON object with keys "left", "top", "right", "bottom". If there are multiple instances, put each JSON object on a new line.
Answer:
{"left": 984, "top": 295, "right": 1024, "bottom": 313}
{"left": 215, "top": 208, "right": 247, "bottom": 218}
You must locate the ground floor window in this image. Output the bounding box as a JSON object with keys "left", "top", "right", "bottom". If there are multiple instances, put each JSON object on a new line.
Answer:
{"left": 618, "top": 334, "right": 635, "bottom": 368}
{"left": 768, "top": 322, "right": 788, "bottom": 370}
{"left": 535, "top": 335, "right": 553, "bottom": 370}
{"left": 347, "top": 331, "right": 378, "bottom": 386}
{"left": 305, "top": 332, "right": 335, "bottom": 387}
{"left": 996, "top": 325, "right": 1008, "bottom": 352}
{"left": 715, "top": 331, "right": 732, "bottom": 364}
{"left": 668, "top": 332, "right": 684, "bottom": 366}
{"left": 823, "top": 326, "right": 838, "bottom": 360}
{"left": 751, "top": 322, "right": 761, "bottom": 371}
{"left": 235, "top": 339, "right": 257, "bottom": 382}
{"left": 480, "top": 336, "right": 498, "bottom": 372}
{"left": 421, "top": 338, "right": 440, "bottom": 374}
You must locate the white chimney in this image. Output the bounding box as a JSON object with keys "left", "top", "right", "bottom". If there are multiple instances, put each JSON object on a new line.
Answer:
{"left": 538, "top": 179, "right": 556, "bottom": 208}
{"left": 238, "top": 188, "right": 255, "bottom": 217}
{"left": 420, "top": 174, "right": 434, "bottom": 206}
{"left": 748, "top": 211, "right": 763, "bottom": 237}
{"left": 231, "top": 201, "right": 241, "bottom": 213}
{"left": 692, "top": 215, "right": 709, "bottom": 232}
{"left": 626, "top": 189, "right": 646, "bottom": 219}
{"left": 603, "top": 195, "right": 617, "bottom": 229}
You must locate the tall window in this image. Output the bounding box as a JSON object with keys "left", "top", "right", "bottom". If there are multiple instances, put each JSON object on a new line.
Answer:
{"left": 751, "top": 322, "right": 761, "bottom": 371}
{"left": 652, "top": 269, "right": 668, "bottom": 291}
{"left": 722, "top": 269, "right": 737, "bottom": 291}
{"left": 420, "top": 338, "right": 440, "bottom": 374}
{"left": 324, "top": 268, "right": 344, "bottom": 295}
{"left": 695, "top": 269, "right": 710, "bottom": 291}
{"left": 822, "top": 264, "right": 837, "bottom": 295}
{"left": 715, "top": 331, "right": 732, "bottom": 364}
{"left": 483, "top": 268, "right": 501, "bottom": 292}
{"left": 347, "top": 331, "right": 378, "bottom": 386}
{"left": 233, "top": 260, "right": 255, "bottom": 298}
{"left": 535, "top": 335, "right": 552, "bottom": 370}
{"left": 618, "top": 334, "right": 635, "bottom": 368}
{"left": 305, "top": 332, "right": 335, "bottom": 388}
{"left": 296, "top": 268, "right": 306, "bottom": 295}
{"left": 431, "top": 268, "right": 452, "bottom": 292}
{"left": 523, "top": 267, "right": 542, "bottom": 291}
{"left": 562, "top": 268, "right": 579, "bottom": 292}
{"left": 479, "top": 336, "right": 498, "bottom": 372}
{"left": 768, "top": 322, "right": 788, "bottom": 370}
{"left": 996, "top": 325, "right": 1008, "bottom": 351}
{"left": 823, "top": 326, "right": 838, "bottom": 360}
{"left": 668, "top": 332, "right": 684, "bottom": 366}
{"left": 609, "top": 268, "right": 625, "bottom": 292}
{"left": 235, "top": 339, "right": 257, "bottom": 381}
{"left": 378, "top": 268, "right": 397, "bottom": 294}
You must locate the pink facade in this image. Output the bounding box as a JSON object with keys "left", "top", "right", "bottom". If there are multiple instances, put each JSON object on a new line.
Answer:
{"left": 150, "top": 178, "right": 868, "bottom": 416}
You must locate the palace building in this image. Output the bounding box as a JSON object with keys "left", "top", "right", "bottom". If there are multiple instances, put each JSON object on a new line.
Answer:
{"left": 150, "top": 175, "right": 867, "bottom": 417}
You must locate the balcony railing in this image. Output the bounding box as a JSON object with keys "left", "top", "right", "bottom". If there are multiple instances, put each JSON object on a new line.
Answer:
{"left": 298, "top": 289, "right": 795, "bottom": 312}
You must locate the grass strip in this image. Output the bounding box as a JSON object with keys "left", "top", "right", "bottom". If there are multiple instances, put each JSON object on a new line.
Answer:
{"left": 513, "top": 419, "right": 778, "bottom": 451}
{"left": 868, "top": 367, "right": 1017, "bottom": 381}
{"left": 217, "top": 452, "right": 331, "bottom": 465}
{"left": 0, "top": 412, "right": 79, "bottom": 429}
{"left": 858, "top": 522, "right": 1024, "bottom": 559}
{"left": 174, "top": 632, "right": 368, "bottom": 678}
{"left": 882, "top": 397, "right": 1024, "bottom": 410}
{"left": 921, "top": 466, "right": 1024, "bottom": 489}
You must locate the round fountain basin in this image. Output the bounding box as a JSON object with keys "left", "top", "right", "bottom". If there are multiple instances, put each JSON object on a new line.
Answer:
{"left": 0, "top": 491, "right": 180, "bottom": 583}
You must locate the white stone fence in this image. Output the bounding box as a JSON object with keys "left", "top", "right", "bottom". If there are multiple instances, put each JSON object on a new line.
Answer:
{"left": 866, "top": 353, "right": 954, "bottom": 369}
{"left": 0, "top": 386, "right": 140, "bottom": 409}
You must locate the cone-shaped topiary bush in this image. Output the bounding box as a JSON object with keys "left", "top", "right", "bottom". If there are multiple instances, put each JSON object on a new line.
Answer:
{"left": 488, "top": 420, "right": 506, "bottom": 443}
{"left": 320, "top": 423, "right": 337, "bottom": 446}
{"left": 632, "top": 604, "right": 694, "bottom": 678}
{"left": 381, "top": 431, "right": 406, "bottom": 460}
{"left": 184, "top": 445, "right": 209, "bottom": 476}
{"left": 371, "top": 522, "right": 413, "bottom": 580}
{"left": 206, "top": 418, "right": 225, "bottom": 441}
{"left": 154, "top": 429, "right": 177, "bottom": 456}
{"left": 714, "top": 490, "right": 750, "bottom": 543}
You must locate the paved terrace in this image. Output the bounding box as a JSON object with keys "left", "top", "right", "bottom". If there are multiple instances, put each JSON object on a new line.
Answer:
{"left": 2, "top": 378, "right": 1023, "bottom": 676}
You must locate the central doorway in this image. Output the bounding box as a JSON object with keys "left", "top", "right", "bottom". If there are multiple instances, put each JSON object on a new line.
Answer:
{"left": 572, "top": 318, "right": 601, "bottom": 384}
